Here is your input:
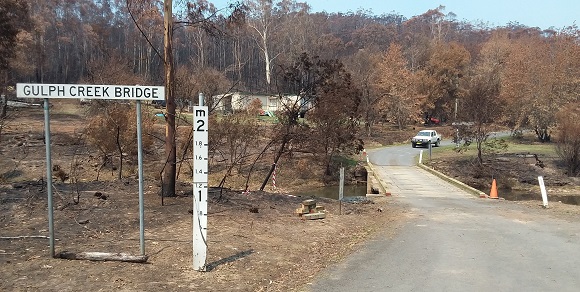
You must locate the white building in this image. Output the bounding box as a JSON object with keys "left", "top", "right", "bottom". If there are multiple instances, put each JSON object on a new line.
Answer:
{"left": 214, "top": 92, "right": 302, "bottom": 114}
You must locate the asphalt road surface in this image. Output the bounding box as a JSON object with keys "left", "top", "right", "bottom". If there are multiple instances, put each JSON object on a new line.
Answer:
{"left": 307, "top": 143, "right": 580, "bottom": 291}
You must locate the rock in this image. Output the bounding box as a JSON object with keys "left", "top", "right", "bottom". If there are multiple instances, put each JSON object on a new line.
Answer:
{"left": 340, "top": 196, "right": 373, "bottom": 204}
{"left": 77, "top": 219, "right": 90, "bottom": 224}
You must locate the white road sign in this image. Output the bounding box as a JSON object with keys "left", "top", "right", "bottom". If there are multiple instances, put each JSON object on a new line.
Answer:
{"left": 16, "top": 83, "right": 164, "bottom": 100}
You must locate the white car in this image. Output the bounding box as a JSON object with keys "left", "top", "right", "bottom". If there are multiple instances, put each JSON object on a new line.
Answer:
{"left": 411, "top": 130, "right": 441, "bottom": 148}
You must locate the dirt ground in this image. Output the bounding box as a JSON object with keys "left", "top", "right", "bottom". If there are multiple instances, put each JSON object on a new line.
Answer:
{"left": 0, "top": 102, "right": 408, "bottom": 292}
{"left": 1, "top": 102, "right": 579, "bottom": 291}
{"left": 1, "top": 180, "right": 407, "bottom": 291}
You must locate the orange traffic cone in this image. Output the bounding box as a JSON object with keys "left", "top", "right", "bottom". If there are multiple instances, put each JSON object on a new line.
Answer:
{"left": 489, "top": 179, "right": 498, "bottom": 199}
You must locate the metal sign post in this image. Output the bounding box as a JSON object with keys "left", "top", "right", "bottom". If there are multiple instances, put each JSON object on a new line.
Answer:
{"left": 339, "top": 167, "right": 344, "bottom": 215}
{"left": 43, "top": 98, "right": 55, "bottom": 257}
{"left": 193, "top": 105, "right": 209, "bottom": 271}
{"left": 136, "top": 100, "right": 145, "bottom": 255}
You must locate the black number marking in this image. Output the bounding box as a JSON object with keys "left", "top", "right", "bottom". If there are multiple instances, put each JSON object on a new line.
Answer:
{"left": 196, "top": 120, "right": 205, "bottom": 131}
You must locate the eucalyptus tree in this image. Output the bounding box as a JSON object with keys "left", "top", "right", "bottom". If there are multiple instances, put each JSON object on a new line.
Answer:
{"left": 0, "top": 0, "right": 30, "bottom": 122}
{"left": 0, "top": 0, "right": 30, "bottom": 71}
{"left": 555, "top": 103, "right": 580, "bottom": 176}
{"left": 458, "top": 57, "right": 505, "bottom": 165}
{"left": 244, "top": 0, "right": 308, "bottom": 89}
{"left": 500, "top": 28, "right": 579, "bottom": 142}
{"left": 373, "top": 43, "right": 418, "bottom": 130}
{"left": 345, "top": 49, "right": 382, "bottom": 136}
{"left": 125, "top": 0, "right": 244, "bottom": 196}
{"left": 307, "top": 59, "right": 361, "bottom": 177}
{"left": 418, "top": 41, "right": 471, "bottom": 122}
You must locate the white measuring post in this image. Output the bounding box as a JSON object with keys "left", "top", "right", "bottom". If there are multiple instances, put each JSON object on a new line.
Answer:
{"left": 419, "top": 150, "right": 423, "bottom": 164}
{"left": 538, "top": 176, "right": 549, "bottom": 208}
{"left": 193, "top": 105, "right": 209, "bottom": 271}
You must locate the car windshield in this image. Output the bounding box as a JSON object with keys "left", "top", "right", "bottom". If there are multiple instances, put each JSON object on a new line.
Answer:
{"left": 417, "top": 132, "right": 431, "bottom": 136}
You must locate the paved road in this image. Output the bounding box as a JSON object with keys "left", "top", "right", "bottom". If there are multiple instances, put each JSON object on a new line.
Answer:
{"left": 307, "top": 144, "right": 580, "bottom": 291}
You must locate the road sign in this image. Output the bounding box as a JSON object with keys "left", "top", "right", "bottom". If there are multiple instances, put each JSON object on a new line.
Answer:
{"left": 193, "top": 106, "right": 208, "bottom": 271}
{"left": 24, "top": 83, "right": 156, "bottom": 259}
{"left": 16, "top": 83, "right": 164, "bottom": 101}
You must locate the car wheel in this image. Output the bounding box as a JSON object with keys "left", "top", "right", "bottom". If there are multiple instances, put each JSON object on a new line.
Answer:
{"left": 435, "top": 140, "right": 440, "bottom": 147}
{"left": 412, "top": 142, "right": 416, "bottom": 148}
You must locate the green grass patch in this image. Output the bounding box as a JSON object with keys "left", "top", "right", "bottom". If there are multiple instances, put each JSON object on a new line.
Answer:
{"left": 334, "top": 155, "right": 359, "bottom": 168}
{"left": 502, "top": 142, "right": 557, "bottom": 156}
{"left": 177, "top": 112, "right": 193, "bottom": 124}
{"left": 257, "top": 115, "right": 278, "bottom": 123}
{"left": 256, "top": 115, "right": 309, "bottom": 125}
{"left": 151, "top": 111, "right": 194, "bottom": 125}
{"left": 433, "top": 138, "right": 557, "bottom": 159}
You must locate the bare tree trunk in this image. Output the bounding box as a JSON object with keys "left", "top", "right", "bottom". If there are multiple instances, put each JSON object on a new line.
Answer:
{"left": 162, "top": 0, "right": 177, "bottom": 197}
{"left": 1, "top": 71, "right": 7, "bottom": 118}
{"left": 475, "top": 123, "right": 485, "bottom": 166}
{"left": 35, "top": 33, "right": 44, "bottom": 83}
{"left": 0, "top": 94, "right": 6, "bottom": 119}
{"left": 263, "top": 37, "right": 271, "bottom": 86}
{"left": 260, "top": 139, "right": 287, "bottom": 191}
{"left": 176, "top": 127, "right": 193, "bottom": 180}
{"left": 116, "top": 125, "right": 123, "bottom": 180}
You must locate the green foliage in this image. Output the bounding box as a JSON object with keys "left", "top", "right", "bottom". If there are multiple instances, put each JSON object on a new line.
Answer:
{"left": 257, "top": 115, "right": 278, "bottom": 123}
{"left": 332, "top": 155, "right": 359, "bottom": 168}
{"left": 449, "top": 137, "right": 556, "bottom": 159}
{"left": 482, "top": 138, "right": 508, "bottom": 157}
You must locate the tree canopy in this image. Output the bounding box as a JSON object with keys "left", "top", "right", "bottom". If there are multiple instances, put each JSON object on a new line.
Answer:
{"left": 4, "top": 1, "right": 580, "bottom": 183}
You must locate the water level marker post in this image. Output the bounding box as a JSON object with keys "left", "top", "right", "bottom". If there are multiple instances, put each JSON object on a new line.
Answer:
{"left": 193, "top": 106, "right": 209, "bottom": 271}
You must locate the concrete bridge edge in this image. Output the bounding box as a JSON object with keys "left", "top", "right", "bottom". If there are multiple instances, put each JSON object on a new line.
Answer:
{"left": 416, "top": 163, "right": 487, "bottom": 198}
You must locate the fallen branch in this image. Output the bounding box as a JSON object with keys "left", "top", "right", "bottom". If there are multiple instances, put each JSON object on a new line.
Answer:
{"left": 56, "top": 251, "right": 148, "bottom": 263}
{"left": 0, "top": 235, "right": 52, "bottom": 240}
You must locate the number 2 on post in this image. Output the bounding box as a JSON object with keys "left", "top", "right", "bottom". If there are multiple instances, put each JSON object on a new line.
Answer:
{"left": 196, "top": 120, "right": 205, "bottom": 131}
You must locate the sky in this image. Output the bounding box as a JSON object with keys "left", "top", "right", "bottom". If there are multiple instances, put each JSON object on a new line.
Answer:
{"left": 213, "top": 0, "right": 578, "bottom": 30}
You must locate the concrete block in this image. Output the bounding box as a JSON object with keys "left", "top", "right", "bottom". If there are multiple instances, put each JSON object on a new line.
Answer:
{"left": 302, "top": 212, "right": 326, "bottom": 220}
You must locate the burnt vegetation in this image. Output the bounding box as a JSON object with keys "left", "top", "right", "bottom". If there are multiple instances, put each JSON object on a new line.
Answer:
{"left": 0, "top": 0, "right": 578, "bottom": 197}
